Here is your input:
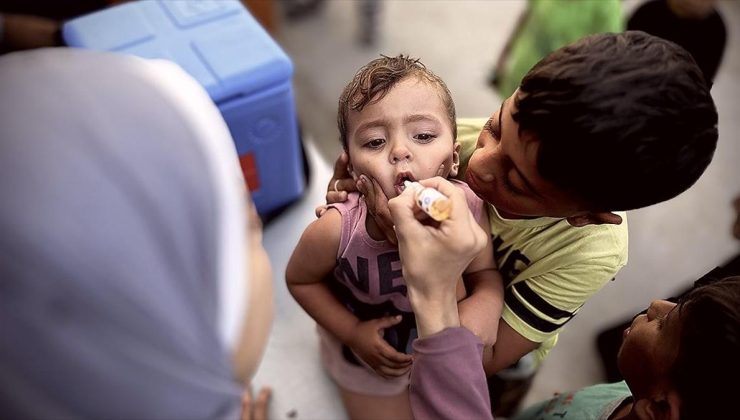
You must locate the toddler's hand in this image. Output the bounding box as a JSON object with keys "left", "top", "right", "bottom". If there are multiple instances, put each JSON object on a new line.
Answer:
{"left": 347, "top": 315, "right": 412, "bottom": 378}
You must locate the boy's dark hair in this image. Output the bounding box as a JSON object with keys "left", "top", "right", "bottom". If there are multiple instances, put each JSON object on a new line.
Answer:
{"left": 513, "top": 31, "right": 718, "bottom": 211}
{"left": 671, "top": 276, "right": 740, "bottom": 419}
{"left": 337, "top": 54, "right": 456, "bottom": 151}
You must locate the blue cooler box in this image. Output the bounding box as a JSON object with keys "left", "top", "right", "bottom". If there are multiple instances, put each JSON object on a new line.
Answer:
{"left": 63, "top": 0, "right": 305, "bottom": 217}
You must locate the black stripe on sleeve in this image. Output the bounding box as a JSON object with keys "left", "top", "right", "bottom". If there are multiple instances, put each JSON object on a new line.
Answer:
{"left": 513, "top": 282, "right": 574, "bottom": 320}
{"left": 504, "top": 288, "right": 562, "bottom": 333}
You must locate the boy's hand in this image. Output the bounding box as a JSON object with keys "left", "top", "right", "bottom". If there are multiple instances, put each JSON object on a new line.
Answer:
{"left": 327, "top": 152, "right": 355, "bottom": 201}
{"left": 317, "top": 160, "right": 398, "bottom": 245}
{"left": 347, "top": 315, "right": 413, "bottom": 378}
{"left": 316, "top": 152, "right": 355, "bottom": 218}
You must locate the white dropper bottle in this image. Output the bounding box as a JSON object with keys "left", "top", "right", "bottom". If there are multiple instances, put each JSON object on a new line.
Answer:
{"left": 403, "top": 181, "right": 452, "bottom": 221}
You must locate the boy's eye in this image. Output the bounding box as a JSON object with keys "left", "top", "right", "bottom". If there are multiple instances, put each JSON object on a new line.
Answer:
{"left": 657, "top": 314, "right": 667, "bottom": 330}
{"left": 484, "top": 118, "right": 494, "bottom": 135}
{"left": 364, "top": 139, "right": 385, "bottom": 149}
{"left": 414, "top": 133, "right": 437, "bottom": 143}
{"left": 501, "top": 168, "right": 525, "bottom": 196}
{"left": 484, "top": 117, "right": 500, "bottom": 139}
{"left": 502, "top": 177, "right": 522, "bottom": 196}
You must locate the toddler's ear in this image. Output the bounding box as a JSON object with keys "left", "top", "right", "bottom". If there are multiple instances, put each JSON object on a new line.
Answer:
{"left": 449, "top": 142, "right": 461, "bottom": 177}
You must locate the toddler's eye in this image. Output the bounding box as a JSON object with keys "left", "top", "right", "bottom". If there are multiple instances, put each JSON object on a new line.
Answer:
{"left": 414, "top": 133, "right": 436, "bottom": 143}
{"left": 365, "top": 139, "right": 385, "bottom": 149}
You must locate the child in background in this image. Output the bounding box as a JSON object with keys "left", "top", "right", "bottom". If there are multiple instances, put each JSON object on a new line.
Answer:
{"left": 286, "top": 55, "right": 503, "bottom": 420}
{"left": 513, "top": 275, "right": 740, "bottom": 420}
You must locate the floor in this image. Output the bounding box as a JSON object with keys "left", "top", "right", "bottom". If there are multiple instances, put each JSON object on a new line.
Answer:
{"left": 252, "top": 1, "right": 740, "bottom": 418}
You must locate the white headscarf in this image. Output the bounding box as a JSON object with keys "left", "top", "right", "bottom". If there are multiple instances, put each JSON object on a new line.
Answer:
{"left": 0, "top": 48, "right": 249, "bottom": 418}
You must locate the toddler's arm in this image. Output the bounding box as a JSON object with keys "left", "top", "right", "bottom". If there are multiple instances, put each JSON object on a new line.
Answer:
{"left": 286, "top": 209, "right": 354, "bottom": 341}
{"left": 285, "top": 208, "right": 412, "bottom": 377}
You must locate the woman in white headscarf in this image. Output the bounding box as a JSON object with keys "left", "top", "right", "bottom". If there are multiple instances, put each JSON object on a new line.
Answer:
{"left": 0, "top": 48, "right": 273, "bottom": 419}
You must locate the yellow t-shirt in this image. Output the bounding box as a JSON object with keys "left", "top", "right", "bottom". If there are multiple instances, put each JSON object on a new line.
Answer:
{"left": 456, "top": 119, "right": 629, "bottom": 363}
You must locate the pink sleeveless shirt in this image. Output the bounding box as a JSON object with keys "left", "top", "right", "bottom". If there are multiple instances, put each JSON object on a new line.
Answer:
{"left": 329, "top": 179, "right": 484, "bottom": 319}
{"left": 319, "top": 180, "right": 484, "bottom": 395}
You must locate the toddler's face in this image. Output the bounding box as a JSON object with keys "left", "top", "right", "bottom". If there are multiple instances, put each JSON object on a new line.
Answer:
{"left": 345, "top": 76, "right": 457, "bottom": 199}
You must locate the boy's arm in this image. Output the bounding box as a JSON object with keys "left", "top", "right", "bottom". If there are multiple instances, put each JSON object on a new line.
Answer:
{"left": 459, "top": 204, "right": 504, "bottom": 348}
{"left": 286, "top": 209, "right": 412, "bottom": 377}
{"left": 485, "top": 256, "right": 626, "bottom": 374}
{"left": 459, "top": 270, "right": 504, "bottom": 347}
{"left": 486, "top": 321, "right": 539, "bottom": 375}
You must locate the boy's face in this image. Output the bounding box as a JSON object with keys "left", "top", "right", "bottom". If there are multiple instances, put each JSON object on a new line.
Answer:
{"left": 618, "top": 300, "right": 681, "bottom": 398}
{"left": 346, "top": 76, "right": 457, "bottom": 199}
{"left": 465, "top": 92, "right": 590, "bottom": 219}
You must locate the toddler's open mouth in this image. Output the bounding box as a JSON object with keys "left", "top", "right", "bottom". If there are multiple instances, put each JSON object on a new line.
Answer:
{"left": 394, "top": 172, "right": 416, "bottom": 195}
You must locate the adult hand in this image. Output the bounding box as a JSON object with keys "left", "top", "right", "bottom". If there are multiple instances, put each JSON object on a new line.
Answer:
{"left": 314, "top": 154, "right": 398, "bottom": 244}
{"left": 357, "top": 174, "right": 397, "bottom": 245}
{"left": 352, "top": 165, "right": 446, "bottom": 245}
{"left": 240, "top": 386, "right": 271, "bottom": 420}
{"left": 347, "top": 315, "right": 413, "bottom": 378}
{"left": 389, "top": 177, "right": 488, "bottom": 336}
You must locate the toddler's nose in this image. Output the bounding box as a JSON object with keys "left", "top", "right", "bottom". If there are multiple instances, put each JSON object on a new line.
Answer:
{"left": 390, "top": 144, "right": 411, "bottom": 163}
